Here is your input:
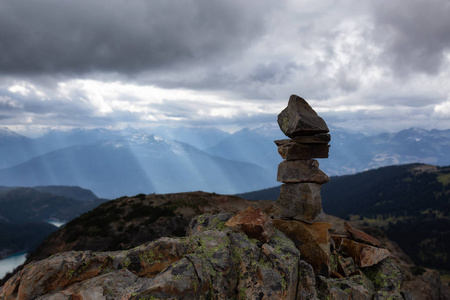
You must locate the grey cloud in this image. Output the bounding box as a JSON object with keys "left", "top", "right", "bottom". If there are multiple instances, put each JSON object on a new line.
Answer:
{"left": 248, "top": 62, "right": 301, "bottom": 85}
{"left": 174, "top": 113, "right": 279, "bottom": 129}
{"left": 0, "top": 0, "right": 273, "bottom": 75}
{"left": 371, "top": 0, "right": 450, "bottom": 76}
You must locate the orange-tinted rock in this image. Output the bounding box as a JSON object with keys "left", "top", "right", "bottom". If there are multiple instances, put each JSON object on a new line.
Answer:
{"left": 344, "top": 221, "right": 381, "bottom": 247}
{"left": 225, "top": 206, "right": 274, "bottom": 243}
{"left": 275, "top": 183, "right": 323, "bottom": 223}
{"left": 277, "top": 159, "right": 329, "bottom": 184}
{"left": 273, "top": 219, "right": 331, "bottom": 276}
{"left": 278, "top": 95, "right": 329, "bottom": 138}
{"left": 333, "top": 237, "right": 390, "bottom": 267}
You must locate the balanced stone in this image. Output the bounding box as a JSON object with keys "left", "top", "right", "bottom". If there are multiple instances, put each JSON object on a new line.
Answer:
{"left": 275, "top": 134, "right": 330, "bottom": 159}
{"left": 276, "top": 141, "right": 329, "bottom": 160}
{"left": 278, "top": 95, "right": 329, "bottom": 138}
{"left": 275, "top": 133, "right": 331, "bottom": 145}
{"left": 277, "top": 160, "right": 329, "bottom": 184}
{"left": 276, "top": 183, "right": 322, "bottom": 223}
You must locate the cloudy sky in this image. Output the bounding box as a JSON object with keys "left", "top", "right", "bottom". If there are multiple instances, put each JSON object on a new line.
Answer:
{"left": 1, "top": 0, "right": 449, "bottom": 136}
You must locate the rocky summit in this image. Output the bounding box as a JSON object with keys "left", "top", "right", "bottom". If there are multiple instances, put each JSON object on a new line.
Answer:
{"left": 1, "top": 212, "right": 448, "bottom": 299}
{"left": 1, "top": 95, "right": 449, "bottom": 299}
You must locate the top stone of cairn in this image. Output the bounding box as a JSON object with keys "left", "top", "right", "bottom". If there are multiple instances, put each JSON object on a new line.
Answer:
{"left": 278, "top": 95, "right": 329, "bottom": 138}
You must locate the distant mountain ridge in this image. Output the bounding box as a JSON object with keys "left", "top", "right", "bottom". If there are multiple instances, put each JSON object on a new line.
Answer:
{"left": 1, "top": 126, "right": 450, "bottom": 198}
{"left": 32, "top": 186, "right": 98, "bottom": 202}
{"left": 0, "top": 133, "right": 275, "bottom": 198}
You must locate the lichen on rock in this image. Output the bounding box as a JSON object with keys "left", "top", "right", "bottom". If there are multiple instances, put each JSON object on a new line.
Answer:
{"left": 0, "top": 211, "right": 443, "bottom": 300}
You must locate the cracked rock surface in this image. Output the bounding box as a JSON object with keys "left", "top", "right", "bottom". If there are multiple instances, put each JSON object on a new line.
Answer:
{"left": 1, "top": 212, "right": 435, "bottom": 300}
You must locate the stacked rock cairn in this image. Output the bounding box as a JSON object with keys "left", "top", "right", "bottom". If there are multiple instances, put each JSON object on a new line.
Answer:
{"left": 273, "top": 94, "right": 330, "bottom": 223}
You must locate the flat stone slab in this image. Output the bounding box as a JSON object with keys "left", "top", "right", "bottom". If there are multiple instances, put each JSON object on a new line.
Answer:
{"left": 274, "top": 133, "right": 331, "bottom": 145}
{"left": 344, "top": 221, "right": 381, "bottom": 247}
{"left": 278, "top": 95, "right": 329, "bottom": 138}
{"left": 277, "top": 143, "right": 329, "bottom": 160}
{"left": 277, "top": 159, "right": 329, "bottom": 184}
{"left": 275, "top": 183, "right": 323, "bottom": 223}
{"left": 332, "top": 236, "right": 390, "bottom": 268}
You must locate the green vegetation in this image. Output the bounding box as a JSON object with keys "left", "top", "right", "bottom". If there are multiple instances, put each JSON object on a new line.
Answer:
{"left": 438, "top": 173, "right": 450, "bottom": 186}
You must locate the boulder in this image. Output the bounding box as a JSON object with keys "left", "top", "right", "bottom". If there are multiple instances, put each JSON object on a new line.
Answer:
{"left": 225, "top": 206, "right": 274, "bottom": 243}
{"left": 275, "top": 183, "right": 323, "bottom": 223}
{"left": 362, "top": 258, "right": 404, "bottom": 292}
{"left": 126, "top": 256, "right": 204, "bottom": 299}
{"left": 38, "top": 269, "right": 138, "bottom": 300}
{"left": 277, "top": 95, "right": 329, "bottom": 138}
{"left": 332, "top": 236, "right": 390, "bottom": 267}
{"left": 277, "top": 159, "right": 329, "bottom": 184}
{"left": 1, "top": 237, "right": 189, "bottom": 300}
{"left": 274, "top": 219, "right": 331, "bottom": 276}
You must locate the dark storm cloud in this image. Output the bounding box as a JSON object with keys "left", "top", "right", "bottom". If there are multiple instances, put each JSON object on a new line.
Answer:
{"left": 0, "top": 0, "right": 271, "bottom": 75}
{"left": 372, "top": 0, "right": 450, "bottom": 75}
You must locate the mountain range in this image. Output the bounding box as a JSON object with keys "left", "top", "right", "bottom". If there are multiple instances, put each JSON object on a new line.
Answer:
{"left": 1, "top": 126, "right": 450, "bottom": 198}
{"left": 0, "top": 132, "right": 274, "bottom": 198}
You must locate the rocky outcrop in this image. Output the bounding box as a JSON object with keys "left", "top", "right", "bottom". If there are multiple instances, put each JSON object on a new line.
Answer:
{"left": 4, "top": 211, "right": 447, "bottom": 300}
{"left": 19, "top": 192, "right": 272, "bottom": 268}
{"left": 0, "top": 213, "right": 412, "bottom": 300}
